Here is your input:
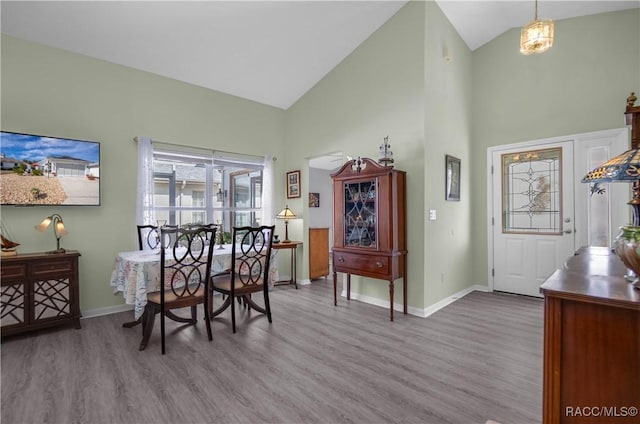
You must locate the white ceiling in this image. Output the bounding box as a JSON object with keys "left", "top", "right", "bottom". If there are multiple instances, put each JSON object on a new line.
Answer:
{"left": 437, "top": 0, "right": 639, "bottom": 51}
{"left": 309, "top": 152, "right": 344, "bottom": 171}
{"left": 2, "top": 1, "right": 638, "bottom": 110}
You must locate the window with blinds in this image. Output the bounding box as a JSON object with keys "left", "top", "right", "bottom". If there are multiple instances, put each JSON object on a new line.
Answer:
{"left": 151, "top": 143, "right": 264, "bottom": 235}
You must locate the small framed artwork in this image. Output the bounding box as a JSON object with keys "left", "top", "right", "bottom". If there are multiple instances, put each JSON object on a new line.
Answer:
{"left": 445, "top": 155, "right": 461, "bottom": 201}
{"left": 286, "top": 170, "right": 301, "bottom": 199}
{"left": 309, "top": 192, "right": 320, "bottom": 207}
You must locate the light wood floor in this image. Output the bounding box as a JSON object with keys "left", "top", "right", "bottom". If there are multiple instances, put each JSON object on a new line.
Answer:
{"left": 1, "top": 280, "right": 543, "bottom": 424}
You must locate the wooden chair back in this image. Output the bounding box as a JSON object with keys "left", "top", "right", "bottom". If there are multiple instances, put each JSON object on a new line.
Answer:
{"left": 147, "top": 225, "right": 217, "bottom": 354}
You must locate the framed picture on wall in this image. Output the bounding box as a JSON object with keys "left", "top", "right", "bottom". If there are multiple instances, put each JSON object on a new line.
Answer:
{"left": 286, "top": 170, "right": 301, "bottom": 198}
{"left": 445, "top": 155, "right": 461, "bottom": 201}
{"left": 309, "top": 192, "right": 320, "bottom": 207}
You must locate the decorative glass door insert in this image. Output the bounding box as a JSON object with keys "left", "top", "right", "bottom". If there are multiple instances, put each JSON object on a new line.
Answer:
{"left": 343, "top": 179, "right": 377, "bottom": 247}
{"left": 502, "top": 148, "right": 562, "bottom": 234}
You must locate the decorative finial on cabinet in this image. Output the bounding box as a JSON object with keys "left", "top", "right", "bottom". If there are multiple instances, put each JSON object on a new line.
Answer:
{"left": 351, "top": 156, "right": 366, "bottom": 173}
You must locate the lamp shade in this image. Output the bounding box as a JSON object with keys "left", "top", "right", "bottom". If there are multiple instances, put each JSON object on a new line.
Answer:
{"left": 35, "top": 217, "right": 53, "bottom": 232}
{"left": 34, "top": 214, "right": 68, "bottom": 253}
{"left": 55, "top": 220, "right": 68, "bottom": 237}
{"left": 276, "top": 206, "right": 297, "bottom": 219}
{"left": 581, "top": 149, "right": 640, "bottom": 183}
{"left": 276, "top": 205, "right": 296, "bottom": 243}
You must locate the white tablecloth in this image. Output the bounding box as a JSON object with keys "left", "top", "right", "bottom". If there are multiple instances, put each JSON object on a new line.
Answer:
{"left": 109, "top": 245, "right": 279, "bottom": 319}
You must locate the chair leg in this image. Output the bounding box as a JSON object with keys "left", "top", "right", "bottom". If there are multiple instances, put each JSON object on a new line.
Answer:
{"left": 204, "top": 293, "right": 213, "bottom": 342}
{"left": 211, "top": 294, "right": 231, "bottom": 318}
{"left": 231, "top": 294, "right": 236, "bottom": 334}
{"left": 190, "top": 305, "right": 197, "bottom": 323}
{"left": 160, "top": 309, "right": 166, "bottom": 355}
{"left": 264, "top": 289, "right": 272, "bottom": 323}
{"left": 244, "top": 296, "right": 266, "bottom": 314}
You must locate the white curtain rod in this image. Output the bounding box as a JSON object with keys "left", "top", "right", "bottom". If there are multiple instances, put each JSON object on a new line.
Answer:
{"left": 132, "top": 136, "right": 275, "bottom": 161}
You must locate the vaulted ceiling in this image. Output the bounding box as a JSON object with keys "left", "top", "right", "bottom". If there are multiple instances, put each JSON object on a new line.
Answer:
{"left": 2, "top": 1, "right": 638, "bottom": 110}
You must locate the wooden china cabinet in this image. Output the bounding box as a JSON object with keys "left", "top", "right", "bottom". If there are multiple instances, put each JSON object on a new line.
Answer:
{"left": 331, "top": 157, "right": 407, "bottom": 321}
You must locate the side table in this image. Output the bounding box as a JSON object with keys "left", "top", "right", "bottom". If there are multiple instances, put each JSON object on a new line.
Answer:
{"left": 272, "top": 241, "right": 302, "bottom": 289}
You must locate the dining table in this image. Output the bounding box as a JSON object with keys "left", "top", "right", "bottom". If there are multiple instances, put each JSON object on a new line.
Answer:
{"left": 109, "top": 244, "right": 280, "bottom": 322}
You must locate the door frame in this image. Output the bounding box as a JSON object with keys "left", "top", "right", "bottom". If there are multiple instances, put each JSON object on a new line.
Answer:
{"left": 486, "top": 128, "right": 629, "bottom": 292}
{"left": 302, "top": 151, "right": 345, "bottom": 284}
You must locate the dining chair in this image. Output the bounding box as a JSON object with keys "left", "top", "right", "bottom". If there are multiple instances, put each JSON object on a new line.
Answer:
{"left": 210, "top": 225, "right": 275, "bottom": 333}
{"left": 137, "top": 224, "right": 177, "bottom": 250}
{"left": 139, "top": 225, "right": 216, "bottom": 354}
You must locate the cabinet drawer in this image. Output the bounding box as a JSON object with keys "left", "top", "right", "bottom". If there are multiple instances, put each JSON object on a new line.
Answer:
{"left": 1, "top": 264, "right": 27, "bottom": 280}
{"left": 334, "top": 252, "right": 389, "bottom": 275}
{"left": 32, "top": 260, "right": 73, "bottom": 277}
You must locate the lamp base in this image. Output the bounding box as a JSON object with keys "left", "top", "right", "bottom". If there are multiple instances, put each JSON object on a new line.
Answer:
{"left": 613, "top": 226, "right": 640, "bottom": 290}
{"left": 46, "top": 248, "right": 66, "bottom": 254}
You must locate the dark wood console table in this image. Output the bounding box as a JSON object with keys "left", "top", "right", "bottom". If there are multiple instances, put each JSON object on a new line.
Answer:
{"left": 1, "top": 251, "right": 81, "bottom": 337}
{"left": 540, "top": 247, "right": 639, "bottom": 424}
{"left": 272, "top": 241, "right": 302, "bottom": 289}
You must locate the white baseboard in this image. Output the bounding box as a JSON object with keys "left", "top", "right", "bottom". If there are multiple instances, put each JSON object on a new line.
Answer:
{"left": 81, "top": 304, "right": 132, "bottom": 319}
{"left": 82, "top": 292, "right": 230, "bottom": 319}
{"left": 421, "top": 284, "right": 489, "bottom": 318}
{"left": 84, "top": 284, "right": 491, "bottom": 320}
{"left": 341, "top": 284, "right": 490, "bottom": 318}
{"left": 339, "top": 289, "right": 424, "bottom": 317}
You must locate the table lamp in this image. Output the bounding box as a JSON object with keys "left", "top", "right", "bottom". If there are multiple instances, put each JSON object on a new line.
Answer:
{"left": 35, "top": 213, "right": 68, "bottom": 254}
{"left": 276, "top": 205, "right": 296, "bottom": 243}
{"left": 582, "top": 148, "right": 640, "bottom": 224}
{"left": 582, "top": 148, "right": 640, "bottom": 288}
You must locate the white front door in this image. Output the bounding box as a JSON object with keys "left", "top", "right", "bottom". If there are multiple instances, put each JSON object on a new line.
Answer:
{"left": 489, "top": 128, "right": 629, "bottom": 297}
{"left": 492, "top": 141, "right": 575, "bottom": 297}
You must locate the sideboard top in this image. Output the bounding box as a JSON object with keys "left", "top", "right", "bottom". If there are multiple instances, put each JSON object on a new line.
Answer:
{"left": 1, "top": 250, "right": 81, "bottom": 261}
{"left": 540, "top": 247, "right": 639, "bottom": 309}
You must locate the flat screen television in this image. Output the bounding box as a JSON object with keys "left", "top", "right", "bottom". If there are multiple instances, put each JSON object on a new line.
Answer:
{"left": 0, "top": 131, "right": 101, "bottom": 206}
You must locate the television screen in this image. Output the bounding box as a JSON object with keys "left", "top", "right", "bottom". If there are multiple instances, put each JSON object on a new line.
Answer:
{"left": 0, "top": 131, "right": 101, "bottom": 206}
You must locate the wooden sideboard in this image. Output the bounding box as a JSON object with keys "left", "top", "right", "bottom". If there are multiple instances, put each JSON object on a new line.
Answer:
{"left": 309, "top": 227, "right": 329, "bottom": 280}
{"left": 1, "top": 251, "right": 81, "bottom": 337}
{"left": 540, "top": 247, "right": 639, "bottom": 424}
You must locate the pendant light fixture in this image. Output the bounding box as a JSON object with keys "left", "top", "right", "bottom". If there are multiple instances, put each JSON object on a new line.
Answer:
{"left": 520, "top": 0, "right": 554, "bottom": 55}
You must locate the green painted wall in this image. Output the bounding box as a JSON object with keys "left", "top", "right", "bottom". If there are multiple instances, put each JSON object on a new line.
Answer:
{"left": 285, "top": 1, "right": 427, "bottom": 310}
{"left": 285, "top": 1, "right": 474, "bottom": 313}
{"left": 424, "top": 1, "right": 473, "bottom": 307}
{"left": 471, "top": 9, "right": 640, "bottom": 285}
{"left": 1, "top": 34, "right": 286, "bottom": 315}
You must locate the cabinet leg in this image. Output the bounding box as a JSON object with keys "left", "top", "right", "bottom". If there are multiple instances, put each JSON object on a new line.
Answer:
{"left": 389, "top": 280, "right": 394, "bottom": 321}
{"left": 403, "top": 262, "right": 408, "bottom": 315}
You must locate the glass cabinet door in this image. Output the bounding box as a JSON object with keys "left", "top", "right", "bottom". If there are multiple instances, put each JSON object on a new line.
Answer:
{"left": 343, "top": 179, "right": 377, "bottom": 247}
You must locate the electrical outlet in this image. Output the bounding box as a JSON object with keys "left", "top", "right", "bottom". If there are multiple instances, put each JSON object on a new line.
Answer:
{"left": 429, "top": 210, "right": 437, "bottom": 220}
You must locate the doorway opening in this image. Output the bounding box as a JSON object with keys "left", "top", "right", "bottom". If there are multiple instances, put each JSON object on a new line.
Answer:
{"left": 304, "top": 152, "right": 344, "bottom": 283}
